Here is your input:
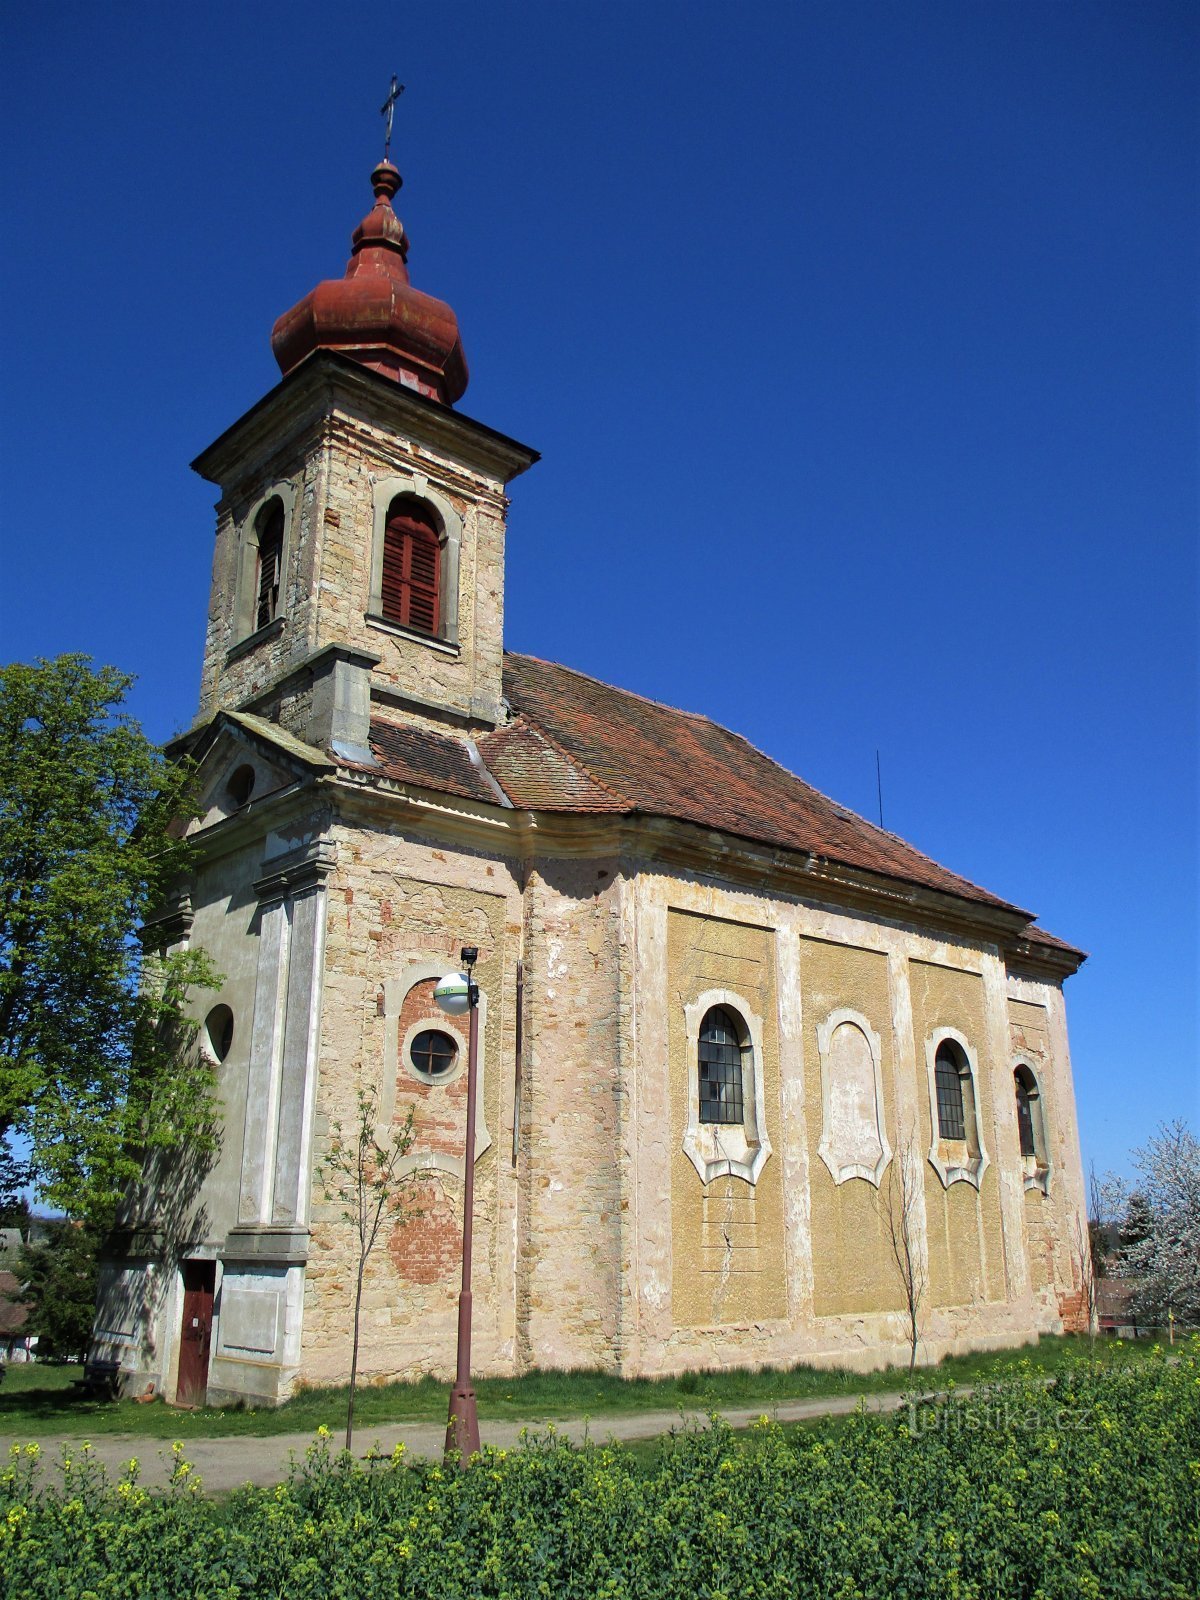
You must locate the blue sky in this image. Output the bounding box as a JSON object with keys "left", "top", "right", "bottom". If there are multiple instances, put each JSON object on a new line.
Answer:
{"left": 4, "top": 1, "right": 1196, "bottom": 1180}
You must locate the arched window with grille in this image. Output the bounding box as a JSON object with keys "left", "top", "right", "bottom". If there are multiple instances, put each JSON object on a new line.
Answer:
{"left": 254, "top": 499, "right": 285, "bottom": 631}
{"left": 1012, "top": 1062, "right": 1050, "bottom": 1192}
{"left": 381, "top": 495, "right": 442, "bottom": 635}
{"left": 934, "top": 1040, "right": 967, "bottom": 1140}
{"left": 698, "top": 1005, "right": 747, "bottom": 1126}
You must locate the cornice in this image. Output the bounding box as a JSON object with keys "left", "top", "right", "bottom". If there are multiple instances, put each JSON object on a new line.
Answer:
{"left": 314, "top": 773, "right": 1060, "bottom": 957}
{"left": 191, "top": 351, "right": 538, "bottom": 490}
{"left": 170, "top": 745, "right": 1083, "bottom": 976}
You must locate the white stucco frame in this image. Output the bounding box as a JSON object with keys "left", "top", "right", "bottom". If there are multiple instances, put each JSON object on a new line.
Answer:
{"left": 815, "top": 1007, "right": 892, "bottom": 1187}
{"left": 381, "top": 959, "right": 491, "bottom": 1180}
{"left": 1013, "top": 1055, "right": 1052, "bottom": 1195}
{"left": 233, "top": 479, "right": 299, "bottom": 643}
{"left": 924, "top": 1025, "right": 989, "bottom": 1190}
{"left": 367, "top": 472, "right": 462, "bottom": 645}
{"left": 682, "top": 988, "right": 771, "bottom": 1185}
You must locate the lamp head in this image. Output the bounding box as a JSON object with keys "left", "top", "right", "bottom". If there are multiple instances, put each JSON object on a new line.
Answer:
{"left": 433, "top": 971, "right": 471, "bottom": 1017}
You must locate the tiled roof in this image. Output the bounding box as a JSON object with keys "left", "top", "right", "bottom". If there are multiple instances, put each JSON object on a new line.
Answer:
{"left": 476, "top": 718, "right": 627, "bottom": 812}
{"left": 369, "top": 719, "right": 498, "bottom": 805}
{"left": 354, "top": 652, "right": 1082, "bottom": 957}
{"left": 1014, "top": 924, "right": 1085, "bottom": 955}
{"left": 499, "top": 653, "right": 1023, "bottom": 913}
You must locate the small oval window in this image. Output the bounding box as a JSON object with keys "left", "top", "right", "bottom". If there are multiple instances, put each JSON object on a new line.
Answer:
{"left": 205, "top": 1004, "right": 235, "bottom": 1063}
{"left": 226, "top": 765, "right": 256, "bottom": 808}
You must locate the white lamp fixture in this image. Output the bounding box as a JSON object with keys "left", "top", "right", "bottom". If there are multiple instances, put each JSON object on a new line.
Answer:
{"left": 434, "top": 970, "right": 472, "bottom": 1017}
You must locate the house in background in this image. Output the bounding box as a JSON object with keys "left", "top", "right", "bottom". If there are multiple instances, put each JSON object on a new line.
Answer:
{"left": 0, "top": 1228, "right": 34, "bottom": 1363}
{"left": 89, "top": 149, "right": 1090, "bottom": 1407}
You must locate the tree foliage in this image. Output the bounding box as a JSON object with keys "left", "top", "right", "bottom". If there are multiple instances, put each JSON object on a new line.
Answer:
{"left": 1109, "top": 1121, "right": 1200, "bottom": 1328}
{"left": 16, "top": 1218, "right": 105, "bottom": 1360}
{"left": 0, "top": 656, "right": 218, "bottom": 1222}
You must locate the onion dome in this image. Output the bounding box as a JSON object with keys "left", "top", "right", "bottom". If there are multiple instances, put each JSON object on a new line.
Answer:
{"left": 271, "top": 162, "right": 468, "bottom": 404}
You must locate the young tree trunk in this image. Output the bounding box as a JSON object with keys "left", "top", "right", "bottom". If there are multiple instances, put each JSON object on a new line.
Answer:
{"left": 346, "top": 1260, "right": 365, "bottom": 1452}
{"left": 908, "top": 1297, "right": 918, "bottom": 1376}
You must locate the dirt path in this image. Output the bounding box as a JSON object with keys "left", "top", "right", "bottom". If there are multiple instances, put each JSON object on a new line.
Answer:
{"left": 1, "top": 1387, "right": 928, "bottom": 1493}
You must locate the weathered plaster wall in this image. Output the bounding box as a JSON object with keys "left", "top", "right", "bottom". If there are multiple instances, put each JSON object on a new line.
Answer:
{"left": 908, "top": 960, "right": 1007, "bottom": 1310}
{"left": 667, "top": 909, "right": 787, "bottom": 1328}
{"left": 622, "top": 866, "right": 1079, "bottom": 1378}
{"left": 800, "top": 938, "right": 901, "bottom": 1319}
{"left": 516, "top": 858, "right": 625, "bottom": 1370}
{"left": 1007, "top": 982, "right": 1090, "bottom": 1331}
{"left": 302, "top": 824, "right": 518, "bottom": 1384}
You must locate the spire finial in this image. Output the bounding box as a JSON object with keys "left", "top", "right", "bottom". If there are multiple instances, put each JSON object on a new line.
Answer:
{"left": 380, "top": 75, "right": 404, "bottom": 163}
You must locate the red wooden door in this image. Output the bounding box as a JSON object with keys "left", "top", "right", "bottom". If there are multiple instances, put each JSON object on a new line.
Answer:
{"left": 177, "top": 1261, "right": 216, "bottom": 1406}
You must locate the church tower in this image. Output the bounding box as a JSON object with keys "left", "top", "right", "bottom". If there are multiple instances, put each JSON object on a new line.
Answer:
{"left": 192, "top": 158, "right": 537, "bottom": 754}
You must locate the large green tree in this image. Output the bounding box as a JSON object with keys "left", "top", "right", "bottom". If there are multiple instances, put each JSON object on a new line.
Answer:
{"left": 0, "top": 656, "right": 217, "bottom": 1222}
{"left": 16, "top": 1218, "right": 105, "bottom": 1360}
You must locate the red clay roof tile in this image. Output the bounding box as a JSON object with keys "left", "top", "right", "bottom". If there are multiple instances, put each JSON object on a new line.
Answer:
{"left": 368, "top": 719, "right": 497, "bottom": 805}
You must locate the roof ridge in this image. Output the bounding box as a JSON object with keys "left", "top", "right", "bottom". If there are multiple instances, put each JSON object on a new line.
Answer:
{"left": 487, "top": 712, "right": 635, "bottom": 809}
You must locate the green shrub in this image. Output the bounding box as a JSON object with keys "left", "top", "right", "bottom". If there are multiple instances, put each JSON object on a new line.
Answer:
{"left": 2, "top": 1345, "right": 1197, "bottom": 1598}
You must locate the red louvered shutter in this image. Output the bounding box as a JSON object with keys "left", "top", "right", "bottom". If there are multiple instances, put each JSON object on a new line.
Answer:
{"left": 255, "top": 503, "right": 284, "bottom": 630}
{"left": 381, "top": 498, "right": 441, "bottom": 635}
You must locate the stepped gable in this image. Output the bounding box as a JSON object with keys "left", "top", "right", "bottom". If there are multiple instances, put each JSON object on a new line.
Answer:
{"left": 499, "top": 651, "right": 1025, "bottom": 914}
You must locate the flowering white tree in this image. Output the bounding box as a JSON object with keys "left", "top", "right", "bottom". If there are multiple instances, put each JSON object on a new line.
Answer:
{"left": 1106, "top": 1121, "right": 1199, "bottom": 1330}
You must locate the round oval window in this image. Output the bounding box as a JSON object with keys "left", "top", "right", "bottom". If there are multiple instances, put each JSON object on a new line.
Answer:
{"left": 409, "top": 1028, "right": 457, "bottom": 1081}
{"left": 205, "top": 1003, "right": 235, "bottom": 1063}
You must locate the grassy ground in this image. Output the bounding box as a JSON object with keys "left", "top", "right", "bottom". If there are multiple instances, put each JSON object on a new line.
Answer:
{"left": 0, "top": 1334, "right": 1158, "bottom": 1440}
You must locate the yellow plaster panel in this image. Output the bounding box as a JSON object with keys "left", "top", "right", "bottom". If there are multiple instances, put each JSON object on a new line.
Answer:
{"left": 1009, "top": 999, "right": 1051, "bottom": 1065}
{"left": 799, "top": 939, "right": 903, "bottom": 1317}
{"left": 909, "top": 961, "right": 1006, "bottom": 1307}
{"left": 668, "top": 910, "right": 786, "bottom": 1327}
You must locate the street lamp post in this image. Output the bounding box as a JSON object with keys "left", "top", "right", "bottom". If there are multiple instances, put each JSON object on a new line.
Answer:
{"left": 434, "top": 946, "right": 482, "bottom": 1464}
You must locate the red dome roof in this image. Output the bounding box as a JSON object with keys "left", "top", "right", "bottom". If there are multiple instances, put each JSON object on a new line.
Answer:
{"left": 271, "top": 162, "right": 468, "bottom": 404}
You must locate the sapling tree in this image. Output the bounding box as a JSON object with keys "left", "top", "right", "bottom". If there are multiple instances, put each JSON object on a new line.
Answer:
{"left": 318, "top": 1086, "right": 420, "bottom": 1451}
{"left": 878, "top": 1129, "right": 927, "bottom": 1374}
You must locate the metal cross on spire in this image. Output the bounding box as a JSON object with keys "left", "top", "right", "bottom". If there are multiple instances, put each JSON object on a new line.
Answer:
{"left": 381, "top": 75, "right": 405, "bottom": 162}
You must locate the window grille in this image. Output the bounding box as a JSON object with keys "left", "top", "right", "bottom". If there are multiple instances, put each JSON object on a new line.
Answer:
{"left": 382, "top": 496, "right": 441, "bottom": 634}
{"left": 934, "top": 1044, "right": 966, "bottom": 1140}
{"left": 698, "top": 1006, "right": 745, "bottom": 1125}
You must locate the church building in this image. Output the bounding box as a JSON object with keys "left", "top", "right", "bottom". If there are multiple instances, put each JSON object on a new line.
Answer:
{"left": 90, "top": 150, "right": 1090, "bottom": 1407}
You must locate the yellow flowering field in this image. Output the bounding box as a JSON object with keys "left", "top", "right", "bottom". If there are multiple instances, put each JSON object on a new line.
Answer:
{"left": 2, "top": 1344, "right": 1197, "bottom": 1598}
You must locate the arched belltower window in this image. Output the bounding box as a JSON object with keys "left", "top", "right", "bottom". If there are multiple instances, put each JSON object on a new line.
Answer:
{"left": 382, "top": 495, "right": 441, "bottom": 635}
{"left": 255, "top": 500, "right": 285, "bottom": 631}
